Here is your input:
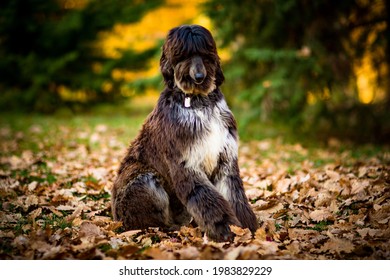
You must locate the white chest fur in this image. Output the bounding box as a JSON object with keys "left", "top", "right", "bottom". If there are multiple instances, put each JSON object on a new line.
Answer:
{"left": 181, "top": 101, "right": 238, "bottom": 175}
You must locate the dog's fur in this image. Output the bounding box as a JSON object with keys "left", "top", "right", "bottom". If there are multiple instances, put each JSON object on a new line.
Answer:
{"left": 111, "top": 25, "right": 258, "bottom": 242}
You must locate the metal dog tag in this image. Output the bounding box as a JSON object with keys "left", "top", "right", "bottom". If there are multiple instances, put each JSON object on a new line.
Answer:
{"left": 184, "top": 96, "right": 191, "bottom": 108}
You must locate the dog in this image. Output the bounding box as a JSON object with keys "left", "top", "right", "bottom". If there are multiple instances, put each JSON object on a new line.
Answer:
{"left": 111, "top": 25, "right": 258, "bottom": 242}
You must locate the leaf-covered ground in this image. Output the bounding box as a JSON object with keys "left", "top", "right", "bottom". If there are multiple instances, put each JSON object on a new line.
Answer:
{"left": 1, "top": 114, "right": 389, "bottom": 260}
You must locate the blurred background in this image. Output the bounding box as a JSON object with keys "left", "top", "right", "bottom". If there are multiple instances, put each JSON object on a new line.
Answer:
{"left": 1, "top": 0, "right": 389, "bottom": 144}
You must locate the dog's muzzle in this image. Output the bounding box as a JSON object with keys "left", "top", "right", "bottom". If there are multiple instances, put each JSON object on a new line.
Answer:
{"left": 190, "top": 56, "right": 206, "bottom": 84}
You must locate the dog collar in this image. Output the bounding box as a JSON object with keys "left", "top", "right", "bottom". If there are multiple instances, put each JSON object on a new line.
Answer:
{"left": 184, "top": 94, "right": 191, "bottom": 108}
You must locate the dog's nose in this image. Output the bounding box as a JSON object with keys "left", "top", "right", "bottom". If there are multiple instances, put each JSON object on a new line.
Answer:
{"left": 195, "top": 73, "right": 204, "bottom": 82}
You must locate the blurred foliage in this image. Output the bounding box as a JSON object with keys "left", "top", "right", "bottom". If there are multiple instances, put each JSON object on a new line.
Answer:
{"left": 204, "top": 0, "right": 390, "bottom": 143}
{"left": 0, "top": 0, "right": 163, "bottom": 112}
{"left": 1, "top": 0, "right": 390, "bottom": 143}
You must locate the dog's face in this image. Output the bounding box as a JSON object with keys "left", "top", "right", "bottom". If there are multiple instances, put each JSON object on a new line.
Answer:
{"left": 160, "top": 25, "right": 224, "bottom": 95}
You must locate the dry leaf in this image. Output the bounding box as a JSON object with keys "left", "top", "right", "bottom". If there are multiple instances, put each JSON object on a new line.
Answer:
{"left": 176, "top": 246, "right": 199, "bottom": 260}
{"left": 28, "top": 181, "right": 38, "bottom": 192}
{"left": 2, "top": 118, "right": 389, "bottom": 260}
{"left": 230, "top": 225, "right": 252, "bottom": 243}
{"left": 144, "top": 247, "right": 175, "bottom": 260}
{"left": 357, "top": 228, "right": 380, "bottom": 238}
{"left": 225, "top": 244, "right": 259, "bottom": 260}
{"left": 29, "top": 208, "right": 42, "bottom": 221}
{"left": 351, "top": 179, "right": 369, "bottom": 195}
{"left": 25, "top": 195, "right": 38, "bottom": 209}
{"left": 326, "top": 170, "right": 341, "bottom": 181}
{"left": 320, "top": 237, "right": 354, "bottom": 254}
{"left": 314, "top": 192, "right": 333, "bottom": 207}
{"left": 78, "top": 222, "right": 104, "bottom": 239}
{"left": 309, "top": 209, "right": 333, "bottom": 222}
{"left": 257, "top": 241, "right": 279, "bottom": 256}
{"left": 66, "top": 205, "right": 84, "bottom": 222}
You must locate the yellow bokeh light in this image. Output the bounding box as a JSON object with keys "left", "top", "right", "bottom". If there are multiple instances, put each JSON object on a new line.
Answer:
{"left": 96, "top": 0, "right": 212, "bottom": 93}
{"left": 99, "top": 0, "right": 208, "bottom": 58}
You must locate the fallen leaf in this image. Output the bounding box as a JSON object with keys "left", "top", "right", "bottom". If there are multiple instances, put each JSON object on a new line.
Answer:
{"left": 144, "top": 247, "right": 175, "bottom": 260}
{"left": 309, "top": 209, "right": 333, "bottom": 222}
{"left": 176, "top": 246, "right": 199, "bottom": 260}
{"left": 78, "top": 222, "right": 104, "bottom": 239}
{"left": 66, "top": 205, "right": 84, "bottom": 222}
{"left": 231, "top": 225, "right": 252, "bottom": 243}
{"left": 28, "top": 181, "right": 38, "bottom": 192}
{"left": 25, "top": 195, "right": 38, "bottom": 210}
{"left": 357, "top": 228, "right": 381, "bottom": 238}
{"left": 320, "top": 237, "right": 354, "bottom": 254}
{"left": 257, "top": 241, "right": 279, "bottom": 256}
{"left": 225, "top": 244, "right": 259, "bottom": 260}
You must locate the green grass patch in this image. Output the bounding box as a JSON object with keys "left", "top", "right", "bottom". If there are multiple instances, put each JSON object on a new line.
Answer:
{"left": 43, "top": 214, "right": 73, "bottom": 230}
{"left": 308, "top": 220, "right": 333, "bottom": 232}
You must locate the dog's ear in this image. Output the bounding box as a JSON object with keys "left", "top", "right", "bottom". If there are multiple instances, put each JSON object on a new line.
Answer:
{"left": 160, "top": 45, "right": 174, "bottom": 89}
{"left": 215, "top": 60, "right": 225, "bottom": 87}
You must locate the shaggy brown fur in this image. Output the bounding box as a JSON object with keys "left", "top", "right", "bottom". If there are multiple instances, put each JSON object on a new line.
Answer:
{"left": 111, "top": 25, "right": 258, "bottom": 242}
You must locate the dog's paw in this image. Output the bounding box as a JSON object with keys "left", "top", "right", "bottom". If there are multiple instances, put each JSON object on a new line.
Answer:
{"left": 206, "top": 223, "right": 235, "bottom": 243}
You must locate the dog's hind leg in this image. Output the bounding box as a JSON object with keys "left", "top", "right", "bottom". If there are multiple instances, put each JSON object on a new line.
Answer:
{"left": 112, "top": 172, "right": 173, "bottom": 230}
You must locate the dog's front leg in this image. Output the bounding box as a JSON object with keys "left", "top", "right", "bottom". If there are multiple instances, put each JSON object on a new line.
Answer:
{"left": 171, "top": 169, "right": 240, "bottom": 242}
{"left": 220, "top": 174, "right": 259, "bottom": 233}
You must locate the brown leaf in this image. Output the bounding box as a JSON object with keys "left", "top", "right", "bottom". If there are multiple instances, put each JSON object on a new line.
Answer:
{"left": 225, "top": 244, "right": 259, "bottom": 260}
{"left": 245, "top": 188, "right": 263, "bottom": 200}
{"left": 43, "top": 206, "right": 63, "bottom": 217}
{"left": 351, "top": 179, "right": 369, "bottom": 195}
{"left": 27, "top": 181, "right": 38, "bottom": 192}
{"left": 286, "top": 241, "right": 301, "bottom": 255}
{"left": 179, "top": 226, "right": 203, "bottom": 244}
{"left": 78, "top": 221, "right": 104, "bottom": 239}
{"left": 230, "top": 225, "right": 252, "bottom": 243}
{"left": 144, "top": 247, "right": 175, "bottom": 260}
{"left": 119, "top": 229, "right": 142, "bottom": 239}
{"left": 106, "top": 221, "right": 123, "bottom": 231}
{"left": 28, "top": 208, "right": 42, "bottom": 223}
{"left": 257, "top": 241, "right": 279, "bottom": 256}
{"left": 255, "top": 227, "right": 267, "bottom": 241}
{"left": 320, "top": 237, "right": 354, "bottom": 254}
{"left": 117, "top": 244, "right": 140, "bottom": 257}
{"left": 329, "top": 200, "right": 339, "bottom": 214}
{"left": 24, "top": 195, "right": 38, "bottom": 210}
{"left": 66, "top": 205, "right": 84, "bottom": 222}
{"left": 288, "top": 228, "right": 320, "bottom": 241}
{"left": 314, "top": 192, "right": 333, "bottom": 207}
{"left": 326, "top": 170, "right": 340, "bottom": 181}
{"left": 309, "top": 209, "right": 333, "bottom": 222}
{"left": 275, "top": 178, "right": 292, "bottom": 193}
{"left": 356, "top": 228, "right": 378, "bottom": 238}
{"left": 324, "top": 180, "right": 342, "bottom": 193}
{"left": 200, "top": 244, "right": 224, "bottom": 260}
{"left": 30, "top": 240, "right": 52, "bottom": 253}
{"left": 176, "top": 246, "right": 199, "bottom": 260}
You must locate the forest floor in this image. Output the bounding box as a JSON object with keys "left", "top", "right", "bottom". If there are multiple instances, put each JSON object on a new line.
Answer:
{"left": 1, "top": 104, "right": 389, "bottom": 260}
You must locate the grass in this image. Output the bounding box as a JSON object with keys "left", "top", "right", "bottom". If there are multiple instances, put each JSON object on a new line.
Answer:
{"left": 1, "top": 94, "right": 389, "bottom": 168}
{"left": 42, "top": 214, "right": 73, "bottom": 230}
{"left": 308, "top": 221, "right": 333, "bottom": 232}
{"left": 0, "top": 95, "right": 157, "bottom": 154}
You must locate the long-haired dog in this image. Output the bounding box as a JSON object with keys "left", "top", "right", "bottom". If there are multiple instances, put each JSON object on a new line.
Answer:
{"left": 111, "top": 25, "right": 258, "bottom": 242}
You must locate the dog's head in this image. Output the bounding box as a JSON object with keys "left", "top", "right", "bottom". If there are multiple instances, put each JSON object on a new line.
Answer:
{"left": 160, "top": 25, "right": 224, "bottom": 95}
